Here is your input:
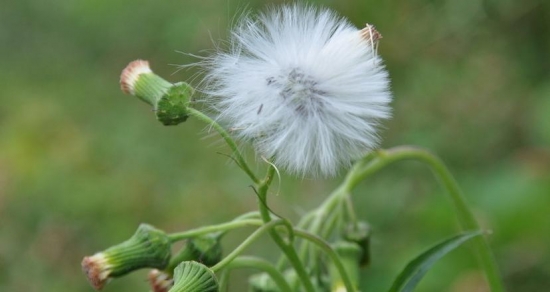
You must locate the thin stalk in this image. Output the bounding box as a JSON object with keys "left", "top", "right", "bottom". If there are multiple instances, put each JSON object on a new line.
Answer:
{"left": 218, "top": 270, "right": 229, "bottom": 292}
{"left": 293, "top": 229, "right": 357, "bottom": 292}
{"left": 227, "top": 256, "right": 292, "bottom": 292}
{"left": 211, "top": 219, "right": 285, "bottom": 272}
{"left": 257, "top": 165, "right": 316, "bottom": 292}
{"left": 298, "top": 187, "right": 347, "bottom": 263}
{"left": 308, "top": 206, "right": 344, "bottom": 275}
{"left": 344, "top": 195, "right": 358, "bottom": 225}
{"left": 321, "top": 204, "right": 344, "bottom": 240}
{"left": 168, "top": 219, "right": 262, "bottom": 242}
{"left": 187, "top": 108, "right": 259, "bottom": 184}
{"left": 232, "top": 211, "right": 261, "bottom": 221}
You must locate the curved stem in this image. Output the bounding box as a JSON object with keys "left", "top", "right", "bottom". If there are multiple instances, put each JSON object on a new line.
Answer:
{"left": 211, "top": 219, "right": 285, "bottom": 272}
{"left": 187, "top": 107, "right": 259, "bottom": 184}
{"left": 305, "top": 153, "right": 378, "bottom": 238}
{"left": 257, "top": 165, "right": 316, "bottom": 292}
{"left": 168, "top": 219, "right": 262, "bottom": 242}
{"left": 293, "top": 229, "right": 357, "bottom": 292}
{"left": 276, "top": 211, "right": 316, "bottom": 270}
{"left": 232, "top": 211, "right": 261, "bottom": 221}
{"left": 227, "top": 256, "right": 292, "bottom": 292}
{"left": 345, "top": 146, "right": 504, "bottom": 292}
{"left": 295, "top": 155, "right": 377, "bottom": 259}
{"left": 298, "top": 187, "right": 347, "bottom": 265}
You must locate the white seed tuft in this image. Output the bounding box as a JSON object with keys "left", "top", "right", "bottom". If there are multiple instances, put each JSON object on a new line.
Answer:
{"left": 202, "top": 5, "right": 392, "bottom": 177}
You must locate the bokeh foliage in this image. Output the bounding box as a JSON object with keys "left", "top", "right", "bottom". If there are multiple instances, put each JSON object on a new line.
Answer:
{"left": 1, "top": 0, "right": 549, "bottom": 291}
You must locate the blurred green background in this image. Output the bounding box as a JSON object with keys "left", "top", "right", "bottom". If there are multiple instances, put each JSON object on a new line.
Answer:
{"left": 1, "top": 0, "right": 549, "bottom": 291}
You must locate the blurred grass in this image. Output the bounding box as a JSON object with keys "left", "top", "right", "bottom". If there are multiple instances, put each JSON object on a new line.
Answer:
{"left": 0, "top": 0, "right": 549, "bottom": 291}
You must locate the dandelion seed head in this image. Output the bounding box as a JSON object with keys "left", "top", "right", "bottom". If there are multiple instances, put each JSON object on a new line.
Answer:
{"left": 202, "top": 5, "right": 392, "bottom": 177}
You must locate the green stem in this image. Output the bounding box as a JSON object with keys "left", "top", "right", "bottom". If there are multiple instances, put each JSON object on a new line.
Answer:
{"left": 232, "top": 211, "right": 261, "bottom": 221}
{"left": 298, "top": 187, "right": 347, "bottom": 264}
{"left": 276, "top": 211, "right": 316, "bottom": 270}
{"left": 321, "top": 204, "right": 344, "bottom": 240}
{"left": 293, "top": 229, "right": 357, "bottom": 292}
{"left": 344, "top": 195, "right": 358, "bottom": 225}
{"left": 346, "top": 146, "right": 504, "bottom": 292}
{"left": 218, "top": 269, "right": 230, "bottom": 292}
{"left": 168, "top": 219, "right": 262, "bottom": 242}
{"left": 227, "top": 256, "right": 293, "bottom": 292}
{"left": 257, "top": 166, "right": 316, "bottom": 292}
{"left": 187, "top": 107, "right": 259, "bottom": 184}
{"left": 211, "top": 219, "right": 285, "bottom": 272}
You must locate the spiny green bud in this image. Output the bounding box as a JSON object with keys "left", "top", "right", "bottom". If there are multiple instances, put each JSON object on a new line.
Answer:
{"left": 328, "top": 241, "right": 362, "bottom": 292}
{"left": 120, "top": 60, "right": 193, "bottom": 126}
{"left": 167, "top": 235, "right": 223, "bottom": 272}
{"left": 169, "top": 261, "right": 219, "bottom": 292}
{"left": 343, "top": 221, "right": 371, "bottom": 266}
{"left": 156, "top": 82, "right": 194, "bottom": 125}
{"left": 81, "top": 224, "right": 171, "bottom": 290}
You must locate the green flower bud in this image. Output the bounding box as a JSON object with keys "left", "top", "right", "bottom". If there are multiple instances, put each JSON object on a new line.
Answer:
{"left": 120, "top": 60, "right": 193, "bottom": 126}
{"left": 167, "top": 235, "right": 223, "bottom": 272}
{"left": 328, "top": 241, "right": 362, "bottom": 292}
{"left": 81, "top": 224, "right": 171, "bottom": 290}
{"left": 169, "top": 261, "right": 219, "bottom": 292}
{"left": 343, "top": 221, "right": 371, "bottom": 267}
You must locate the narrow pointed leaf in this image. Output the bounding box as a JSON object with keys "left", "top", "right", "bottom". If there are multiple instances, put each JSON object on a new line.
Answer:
{"left": 388, "top": 231, "right": 483, "bottom": 292}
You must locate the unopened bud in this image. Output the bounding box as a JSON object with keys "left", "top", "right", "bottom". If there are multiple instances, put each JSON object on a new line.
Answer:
{"left": 169, "top": 261, "right": 219, "bottom": 292}
{"left": 120, "top": 60, "right": 193, "bottom": 126}
{"left": 81, "top": 224, "right": 171, "bottom": 290}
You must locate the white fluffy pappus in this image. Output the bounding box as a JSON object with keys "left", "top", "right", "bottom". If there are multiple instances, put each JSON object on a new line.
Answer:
{"left": 202, "top": 5, "right": 392, "bottom": 177}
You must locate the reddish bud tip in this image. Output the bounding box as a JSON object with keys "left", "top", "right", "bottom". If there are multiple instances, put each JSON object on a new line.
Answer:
{"left": 120, "top": 60, "right": 152, "bottom": 95}
{"left": 148, "top": 269, "right": 174, "bottom": 292}
{"left": 81, "top": 254, "right": 110, "bottom": 290}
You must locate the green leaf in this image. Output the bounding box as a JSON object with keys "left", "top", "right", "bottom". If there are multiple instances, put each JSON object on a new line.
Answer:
{"left": 388, "top": 231, "right": 483, "bottom": 292}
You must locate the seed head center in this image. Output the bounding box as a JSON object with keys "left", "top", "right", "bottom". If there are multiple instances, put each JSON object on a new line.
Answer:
{"left": 266, "top": 68, "right": 324, "bottom": 115}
